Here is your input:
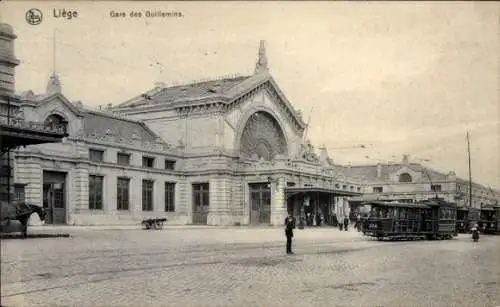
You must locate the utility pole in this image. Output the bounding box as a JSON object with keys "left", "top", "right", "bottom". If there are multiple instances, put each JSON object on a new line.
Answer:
{"left": 303, "top": 105, "right": 315, "bottom": 142}
{"left": 467, "top": 130, "right": 473, "bottom": 208}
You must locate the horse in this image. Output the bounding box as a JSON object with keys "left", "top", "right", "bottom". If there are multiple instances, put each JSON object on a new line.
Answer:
{"left": 1, "top": 201, "right": 46, "bottom": 238}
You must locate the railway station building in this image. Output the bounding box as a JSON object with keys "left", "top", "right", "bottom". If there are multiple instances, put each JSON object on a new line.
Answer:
{"left": 2, "top": 23, "right": 499, "bottom": 227}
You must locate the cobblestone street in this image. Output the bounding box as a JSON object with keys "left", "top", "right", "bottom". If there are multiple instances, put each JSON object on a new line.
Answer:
{"left": 1, "top": 227, "right": 499, "bottom": 307}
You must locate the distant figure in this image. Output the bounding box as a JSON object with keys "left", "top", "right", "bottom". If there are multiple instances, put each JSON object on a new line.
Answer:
{"left": 315, "top": 212, "right": 321, "bottom": 227}
{"left": 284, "top": 213, "right": 297, "bottom": 254}
{"left": 343, "top": 216, "right": 349, "bottom": 231}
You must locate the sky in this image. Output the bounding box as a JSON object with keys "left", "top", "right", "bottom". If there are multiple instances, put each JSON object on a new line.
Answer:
{"left": 2, "top": 1, "right": 499, "bottom": 189}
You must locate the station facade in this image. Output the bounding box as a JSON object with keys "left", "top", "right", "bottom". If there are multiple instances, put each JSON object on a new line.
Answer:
{"left": 2, "top": 24, "right": 498, "bottom": 226}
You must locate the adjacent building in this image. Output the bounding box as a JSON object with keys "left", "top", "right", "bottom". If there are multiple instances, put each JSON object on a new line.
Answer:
{"left": 348, "top": 155, "right": 500, "bottom": 210}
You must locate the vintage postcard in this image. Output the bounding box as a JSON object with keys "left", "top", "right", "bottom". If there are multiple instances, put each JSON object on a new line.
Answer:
{"left": 1, "top": 1, "right": 499, "bottom": 306}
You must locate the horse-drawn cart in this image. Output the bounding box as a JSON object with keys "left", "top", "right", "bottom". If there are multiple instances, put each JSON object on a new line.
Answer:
{"left": 1, "top": 201, "right": 45, "bottom": 237}
{"left": 141, "top": 218, "right": 167, "bottom": 230}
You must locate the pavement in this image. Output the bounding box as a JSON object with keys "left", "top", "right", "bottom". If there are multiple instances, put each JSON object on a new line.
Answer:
{"left": 1, "top": 227, "right": 499, "bottom": 307}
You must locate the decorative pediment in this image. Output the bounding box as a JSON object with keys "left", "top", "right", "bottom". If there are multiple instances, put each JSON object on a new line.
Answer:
{"left": 36, "top": 93, "right": 84, "bottom": 118}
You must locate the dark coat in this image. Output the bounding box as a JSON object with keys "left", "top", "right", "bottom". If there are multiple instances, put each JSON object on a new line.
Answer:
{"left": 284, "top": 216, "right": 296, "bottom": 237}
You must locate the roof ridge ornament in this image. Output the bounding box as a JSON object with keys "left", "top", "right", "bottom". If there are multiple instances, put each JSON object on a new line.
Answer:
{"left": 254, "top": 40, "right": 269, "bottom": 75}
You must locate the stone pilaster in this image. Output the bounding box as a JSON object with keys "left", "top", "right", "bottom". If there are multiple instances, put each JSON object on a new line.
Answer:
{"left": 130, "top": 176, "right": 142, "bottom": 214}
{"left": 207, "top": 176, "right": 233, "bottom": 225}
{"left": 231, "top": 178, "right": 245, "bottom": 225}
{"left": 69, "top": 167, "right": 89, "bottom": 225}
{"left": 154, "top": 179, "right": 165, "bottom": 214}
{"left": 177, "top": 180, "right": 189, "bottom": 215}
{"left": 271, "top": 177, "right": 286, "bottom": 226}
{"left": 105, "top": 175, "right": 117, "bottom": 213}
{"left": 16, "top": 157, "right": 42, "bottom": 205}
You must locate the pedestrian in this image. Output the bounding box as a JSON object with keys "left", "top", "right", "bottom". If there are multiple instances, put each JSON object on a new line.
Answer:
{"left": 315, "top": 211, "right": 321, "bottom": 227}
{"left": 344, "top": 216, "right": 349, "bottom": 231}
{"left": 284, "top": 213, "right": 297, "bottom": 254}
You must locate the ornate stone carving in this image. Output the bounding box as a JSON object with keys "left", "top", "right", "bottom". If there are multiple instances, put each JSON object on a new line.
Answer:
{"left": 239, "top": 111, "right": 287, "bottom": 161}
{"left": 299, "top": 139, "right": 319, "bottom": 163}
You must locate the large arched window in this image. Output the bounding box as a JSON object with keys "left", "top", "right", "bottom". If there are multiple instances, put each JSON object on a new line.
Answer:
{"left": 44, "top": 114, "right": 68, "bottom": 133}
{"left": 239, "top": 111, "right": 287, "bottom": 161}
{"left": 399, "top": 173, "right": 412, "bottom": 183}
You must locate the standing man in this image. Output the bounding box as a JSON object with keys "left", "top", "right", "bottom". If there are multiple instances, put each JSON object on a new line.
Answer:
{"left": 343, "top": 216, "right": 349, "bottom": 231}
{"left": 284, "top": 213, "right": 297, "bottom": 254}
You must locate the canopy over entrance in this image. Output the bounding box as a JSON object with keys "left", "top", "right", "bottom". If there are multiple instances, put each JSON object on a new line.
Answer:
{"left": 285, "top": 187, "right": 362, "bottom": 199}
{"left": 0, "top": 121, "right": 67, "bottom": 152}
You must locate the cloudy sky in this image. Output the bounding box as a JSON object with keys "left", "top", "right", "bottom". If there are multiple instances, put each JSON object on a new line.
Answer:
{"left": 2, "top": 2, "right": 499, "bottom": 189}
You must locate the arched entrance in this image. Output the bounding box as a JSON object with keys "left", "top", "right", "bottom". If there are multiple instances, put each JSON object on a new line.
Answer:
{"left": 238, "top": 111, "right": 288, "bottom": 225}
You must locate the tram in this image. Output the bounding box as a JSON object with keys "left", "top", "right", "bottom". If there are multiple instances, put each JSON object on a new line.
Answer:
{"left": 362, "top": 200, "right": 457, "bottom": 241}
{"left": 456, "top": 207, "right": 480, "bottom": 234}
{"left": 478, "top": 206, "right": 500, "bottom": 235}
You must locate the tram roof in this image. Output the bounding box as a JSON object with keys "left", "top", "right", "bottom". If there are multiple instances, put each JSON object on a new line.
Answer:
{"left": 361, "top": 201, "right": 431, "bottom": 209}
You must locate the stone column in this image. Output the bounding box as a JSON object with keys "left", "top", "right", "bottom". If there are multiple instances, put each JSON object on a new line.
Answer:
{"left": 271, "top": 177, "right": 287, "bottom": 226}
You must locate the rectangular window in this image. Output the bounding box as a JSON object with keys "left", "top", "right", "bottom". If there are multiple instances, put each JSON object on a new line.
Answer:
{"left": 117, "top": 178, "right": 130, "bottom": 211}
{"left": 89, "top": 175, "right": 104, "bottom": 210}
{"left": 164, "top": 159, "right": 176, "bottom": 170}
{"left": 89, "top": 149, "right": 104, "bottom": 162}
{"left": 165, "top": 182, "right": 176, "bottom": 212}
{"left": 431, "top": 185, "right": 442, "bottom": 192}
{"left": 373, "top": 187, "right": 383, "bottom": 193}
{"left": 14, "top": 184, "right": 25, "bottom": 202}
{"left": 142, "top": 156, "right": 155, "bottom": 168}
{"left": 142, "top": 180, "right": 154, "bottom": 211}
{"left": 192, "top": 183, "right": 209, "bottom": 208}
{"left": 117, "top": 153, "right": 131, "bottom": 166}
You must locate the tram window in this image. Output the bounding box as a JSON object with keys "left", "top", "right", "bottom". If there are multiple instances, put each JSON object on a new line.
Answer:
{"left": 399, "top": 208, "right": 407, "bottom": 219}
{"left": 392, "top": 208, "right": 398, "bottom": 218}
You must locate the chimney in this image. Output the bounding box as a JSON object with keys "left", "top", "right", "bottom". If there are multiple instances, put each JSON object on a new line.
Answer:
{"left": 155, "top": 81, "right": 165, "bottom": 88}
{"left": 402, "top": 154, "right": 410, "bottom": 165}
{"left": 376, "top": 163, "right": 382, "bottom": 178}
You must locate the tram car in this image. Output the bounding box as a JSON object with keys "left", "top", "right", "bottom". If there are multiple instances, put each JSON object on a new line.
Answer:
{"left": 478, "top": 206, "right": 500, "bottom": 235}
{"left": 456, "top": 207, "right": 480, "bottom": 234}
{"left": 362, "top": 200, "right": 457, "bottom": 241}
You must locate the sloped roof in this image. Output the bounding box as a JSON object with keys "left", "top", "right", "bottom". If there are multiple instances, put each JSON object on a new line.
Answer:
{"left": 116, "top": 75, "right": 252, "bottom": 108}
{"left": 82, "top": 110, "right": 158, "bottom": 142}
{"left": 16, "top": 90, "right": 160, "bottom": 143}
{"left": 114, "top": 72, "right": 306, "bottom": 130}
{"left": 344, "top": 163, "right": 448, "bottom": 182}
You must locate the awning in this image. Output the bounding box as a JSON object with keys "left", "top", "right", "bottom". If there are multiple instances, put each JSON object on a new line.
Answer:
{"left": 0, "top": 126, "right": 67, "bottom": 151}
{"left": 284, "top": 187, "right": 362, "bottom": 199}
{"left": 349, "top": 195, "right": 381, "bottom": 202}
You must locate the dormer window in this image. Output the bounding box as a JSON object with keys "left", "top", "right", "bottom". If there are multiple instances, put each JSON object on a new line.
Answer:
{"left": 399, "top": 173, "right": 412, "bottom": 183}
